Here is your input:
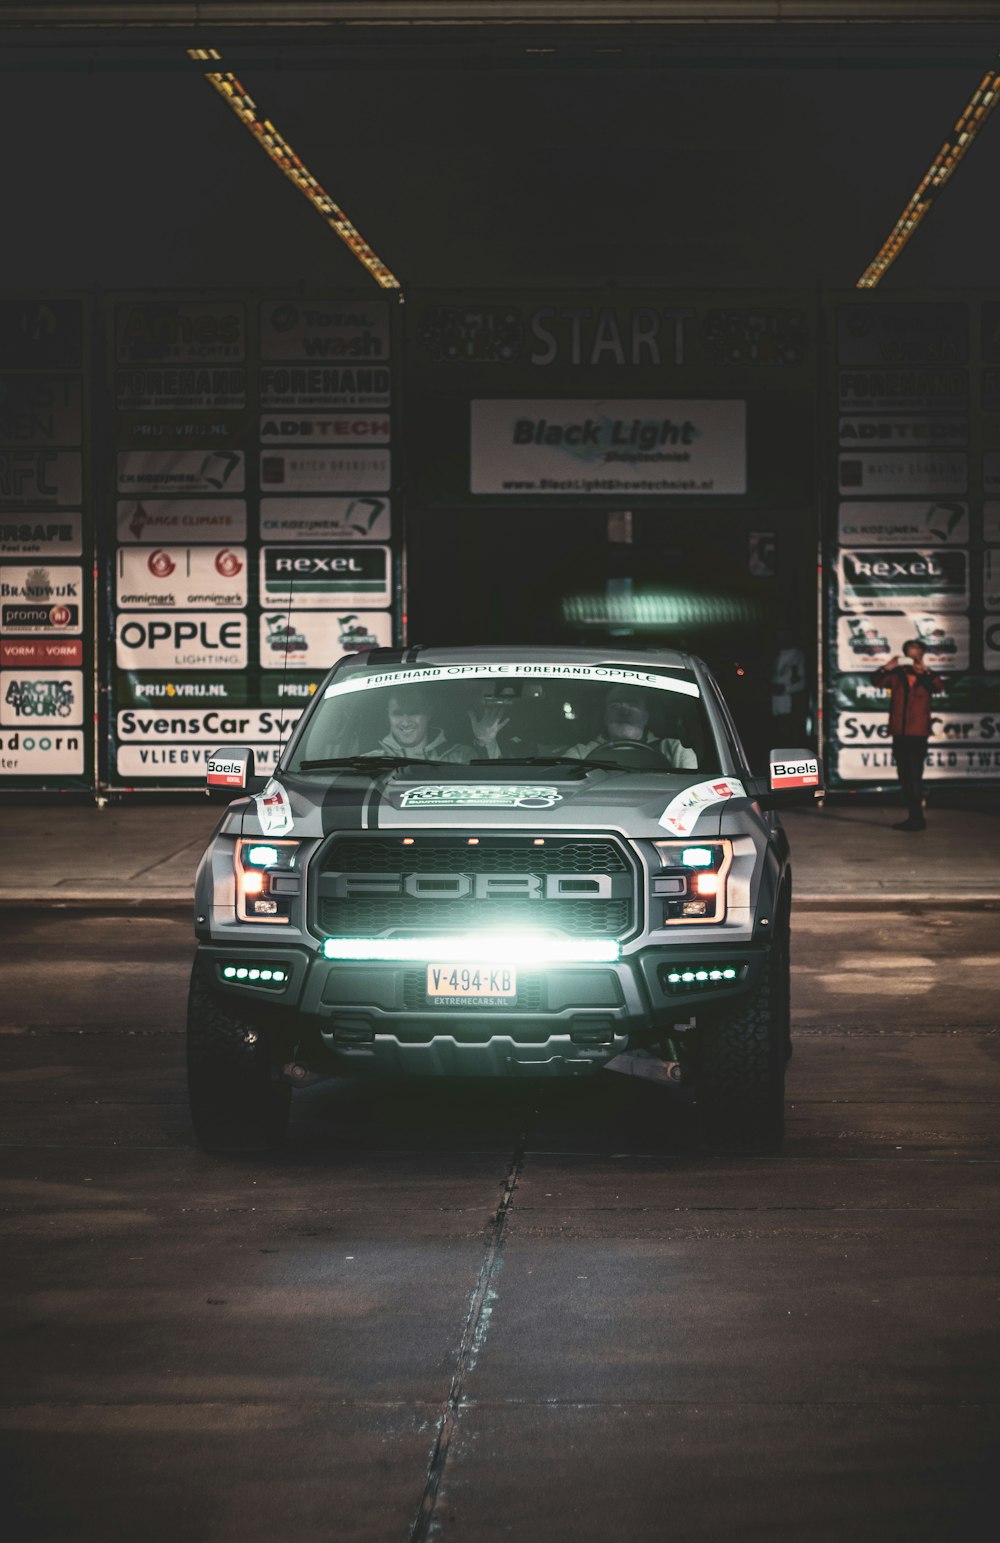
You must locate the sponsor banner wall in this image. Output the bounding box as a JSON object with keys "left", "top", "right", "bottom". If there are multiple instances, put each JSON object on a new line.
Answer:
{"left": 116, "top": 741, "right": 287, "bottom": 779}
{"left": 406, "top": 289, "right": 816, "bottom": 510}
{"left": 1, "top": 669, "right": 84, "bottom": 727}
{"left": 117, "top": 449, "right": 245, "bottom": 495}
{"left": 0, "top": 513, "right": 83, "bottom": 557}
{"left": 259, "top": 608, "right": 392, "bottom": 669}
{"left": 826, "top": 294, "right": 999, "bottom": 787}
{"left": 115, "top": 547, "right": 247, "bottom": 609}
{"left": 259, "top": 413, "right": 390, "bottom": 446}
{"left": 837, "top": 500, "right": 968, "bottom": 546}
{"left": 104, "top": 292, "right": 399, "bottom": 786}
{"left": 470, "top": 398, "right": 747, "bottom": 496}
{"left": 259, "top": 545, "right": 391, "bottom": 609}
{"left": 836, "top": 613, "right": 970, "bottom": 672}
{"left": 0, "top": 376, "right": 82, "bottom": 445}
{"left": 0, "top": 295, "right": 91, "bottom": 788}
{"left": 0, "top": 449, "right": 82, "bottom": 507}
{"left": 836, "top": 549, "right": 969, "bottom": 612}
{"left": 115, "top": 612, "right": 248, "bottom": 671}
{"left": 259, "top": 448, "right": 390, "bottom": 493}
{"left": 259, "top": 496, "right": 390, "bottom": 543}
{"left": 116, "top": 499, "right": 247, "bottom": 544}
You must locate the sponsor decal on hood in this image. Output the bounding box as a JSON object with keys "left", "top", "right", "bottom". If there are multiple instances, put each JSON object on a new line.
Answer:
{"left": 397, "top": 783, "right": 563, "bottom": 810}
{"left": 658, "top": 777, "right": 745, "bottom": 836}
{"left": 256, "top": 777, "right": 295, "bottom": 834}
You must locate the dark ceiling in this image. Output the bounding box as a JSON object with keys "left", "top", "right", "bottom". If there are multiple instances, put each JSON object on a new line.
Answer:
{"left": 2, "top": 14, "right": 1000, "bottom": 294}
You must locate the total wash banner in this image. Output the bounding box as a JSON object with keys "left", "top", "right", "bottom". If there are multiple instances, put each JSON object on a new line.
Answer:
{"left": 470, "top": 399, "right": 746, "bottom": 496}
{"left": 105, "top": 293, "right": 398, "bottom": 786}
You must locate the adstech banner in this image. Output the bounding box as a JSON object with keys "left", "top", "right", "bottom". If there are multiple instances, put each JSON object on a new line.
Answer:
{"left": 470, "top": 399, "right": 747, "bottom": 495}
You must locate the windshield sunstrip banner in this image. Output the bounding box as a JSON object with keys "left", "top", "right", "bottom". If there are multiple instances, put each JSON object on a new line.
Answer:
{"left": 323, "top": 662, "right": 701, "bottom": 700}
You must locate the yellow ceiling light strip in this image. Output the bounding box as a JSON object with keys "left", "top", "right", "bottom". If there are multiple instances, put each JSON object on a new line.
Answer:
{"left": 857, "top": 69, "right": 1000, "bottom": 289}
{"left": 187, "top": 47, "right": 402, "bottom": 294}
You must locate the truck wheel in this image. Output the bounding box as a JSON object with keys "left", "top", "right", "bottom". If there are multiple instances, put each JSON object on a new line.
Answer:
{"left": 697, "top": 918, "right": 789, "bottom": 1154}
{"left": 186, "top": 960, "right": 291, "bottom": 1153}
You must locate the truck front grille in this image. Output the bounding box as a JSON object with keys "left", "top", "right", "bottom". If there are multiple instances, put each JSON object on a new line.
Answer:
{"left": 315, "top": 834, "right": 636, "bottom": 940}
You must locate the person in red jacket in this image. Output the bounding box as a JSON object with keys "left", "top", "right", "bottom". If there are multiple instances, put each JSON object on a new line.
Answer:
{"left": 872, "top": 640, "right": 945, "bottom": 831}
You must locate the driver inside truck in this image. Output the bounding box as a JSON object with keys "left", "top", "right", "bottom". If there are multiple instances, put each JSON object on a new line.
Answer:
{"left": 563, "top": 686, "right": 698, "bottom": 767}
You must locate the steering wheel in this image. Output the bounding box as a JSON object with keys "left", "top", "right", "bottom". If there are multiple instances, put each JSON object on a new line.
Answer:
{"left": 584, "top": 739, "right": 673, "bottom": 768}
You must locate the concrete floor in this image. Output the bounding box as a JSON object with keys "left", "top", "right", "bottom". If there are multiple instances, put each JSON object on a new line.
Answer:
{"left": 1, "top": 908, "right": 998, "bottom": 1542}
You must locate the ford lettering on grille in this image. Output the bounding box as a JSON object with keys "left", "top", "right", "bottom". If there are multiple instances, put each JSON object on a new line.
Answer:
{"left": 326, "top": 871, "right": 630, "bottom": 900}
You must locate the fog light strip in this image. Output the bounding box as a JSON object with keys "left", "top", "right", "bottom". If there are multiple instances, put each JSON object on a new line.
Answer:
{"left": 322, "top": 936, "right": 620, "bottom": 964}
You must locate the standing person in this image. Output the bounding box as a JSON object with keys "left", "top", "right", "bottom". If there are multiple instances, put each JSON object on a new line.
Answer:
{"left": 872, "top": 641, "right": 945, "bottom": 832}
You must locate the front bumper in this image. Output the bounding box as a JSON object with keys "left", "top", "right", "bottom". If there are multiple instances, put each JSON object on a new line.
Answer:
{"left": 195, "top": 937, "right": 769, "bottom": 1077}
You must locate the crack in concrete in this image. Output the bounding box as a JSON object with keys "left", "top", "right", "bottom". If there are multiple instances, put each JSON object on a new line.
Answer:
{"left": 410, "top": 1116, "right": 527, "bottom": 1543}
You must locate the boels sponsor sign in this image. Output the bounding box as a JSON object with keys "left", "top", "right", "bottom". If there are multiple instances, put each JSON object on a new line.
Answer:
{"left": 769, "top": 754, "right": 820, "bottom": 791}
{"left": 837, "top": 549, "right": 969, "bottom": 612}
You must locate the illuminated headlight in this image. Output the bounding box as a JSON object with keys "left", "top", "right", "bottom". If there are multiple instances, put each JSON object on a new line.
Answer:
{"left": 651, "top": 840, "right": 732, "bottom": 925}
{"left": 321, "top": 934, "right": 620, "bottom": 964}
{"left": 235, "top": 838, "right": 301, "bottom": 923}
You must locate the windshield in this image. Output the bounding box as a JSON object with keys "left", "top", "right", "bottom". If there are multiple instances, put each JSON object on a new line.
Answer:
{"left": 286, "top": 662, "right": 721, "bottom": 775}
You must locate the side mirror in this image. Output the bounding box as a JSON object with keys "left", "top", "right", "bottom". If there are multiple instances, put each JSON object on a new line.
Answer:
{"left": 205, "top": 746, "right": 265, "bottom": 799}
{"left": 754, "top": 748, "right": 824, "bottom": 809}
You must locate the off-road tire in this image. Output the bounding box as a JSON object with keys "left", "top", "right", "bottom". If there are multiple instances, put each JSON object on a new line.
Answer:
{"left": 186, "top": 959, "right": 291, "bottom": 1153}
{"left": 697, "top": 917, "right": 790, "bottom": 1154}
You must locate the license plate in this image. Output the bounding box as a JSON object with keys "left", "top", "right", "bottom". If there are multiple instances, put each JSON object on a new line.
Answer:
{"left": 426, "top": 964, "right": 516, "bottom": 1004}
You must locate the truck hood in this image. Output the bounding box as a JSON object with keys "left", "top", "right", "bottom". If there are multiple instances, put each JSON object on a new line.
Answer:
{"left": 233, "top": 764, "right": 755, "bottom": 843}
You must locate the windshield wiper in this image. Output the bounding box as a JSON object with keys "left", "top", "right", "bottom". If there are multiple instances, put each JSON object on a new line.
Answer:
{"left": 297, "top": 755, "right": 441, "bottom": 772}
{"left": 468, "top": 755, "right": 620, "bottom": 771}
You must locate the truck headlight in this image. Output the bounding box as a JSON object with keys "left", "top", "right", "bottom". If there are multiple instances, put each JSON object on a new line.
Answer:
{"left": 651, "top": 839, "right": 732, "bottom": 924}
{"left": 235, "top": 839, "right": 301, "bottom": 924}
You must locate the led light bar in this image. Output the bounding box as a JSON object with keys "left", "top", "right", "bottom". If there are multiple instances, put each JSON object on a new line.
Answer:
{"left": 220, "top": 964, "right": 288, "bottom": 988}
{"left": 321, "top": 935, "right": 620, "bottom": 964}
{"left": 187, "top": 49, "right": 402, "bottom": 293}
{"left": 857, "top": 69, "right": 1000, "bottom": 289}
{"left": 662, "top": 964, "right": 746, "bottom": 993}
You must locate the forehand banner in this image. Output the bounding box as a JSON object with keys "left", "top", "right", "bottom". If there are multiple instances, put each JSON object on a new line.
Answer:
{"left": 469, "top": 399, "right": 746, "bottom": 495}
